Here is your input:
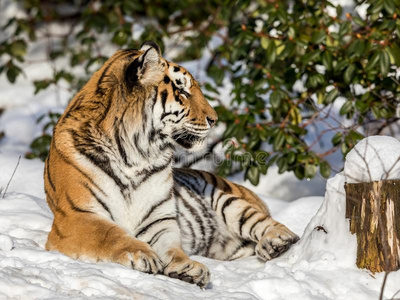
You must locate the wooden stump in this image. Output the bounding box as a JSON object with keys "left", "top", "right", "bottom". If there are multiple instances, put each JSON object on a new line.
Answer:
{"left": 345, "top": 179, "right": 400, "bottom": 273}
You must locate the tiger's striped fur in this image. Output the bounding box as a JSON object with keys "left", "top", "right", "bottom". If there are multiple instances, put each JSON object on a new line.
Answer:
{"left": 44, "top": 41, "right": 299, "bottom": 288}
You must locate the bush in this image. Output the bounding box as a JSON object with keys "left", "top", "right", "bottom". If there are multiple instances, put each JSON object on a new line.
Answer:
{"left": 1, "top": 0, "right": 399, "bottom": 185}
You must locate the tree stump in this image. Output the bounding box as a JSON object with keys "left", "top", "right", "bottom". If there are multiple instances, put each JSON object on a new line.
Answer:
{"left": 345, "top": 179, "right": 400, "bottom": 273}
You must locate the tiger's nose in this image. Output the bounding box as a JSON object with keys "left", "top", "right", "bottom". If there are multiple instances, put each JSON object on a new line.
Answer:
{"left": 206, "top": 116, "right": 217, "bottom": 127}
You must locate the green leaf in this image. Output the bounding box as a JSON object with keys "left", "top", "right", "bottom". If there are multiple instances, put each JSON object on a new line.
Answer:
{"left": 380, "top": 50, "right": 390, "bottom": 76}
{"left": 273, "top": 130, "right": 286, "bottom": 150}
{"left": 204, "top": 83, "right": 219, "bottom": 94}
{"left": 33, "top": 79, "right": 52, "bottom": 94}
{"left": 340, "top": 100, "right": 353, "bottom": 115}
{"left": 267, "top": 42, "right": 277, "bottom": 64}
{"left": 261, "top": 37, "right": 269, "bottom": 50}
{"left": 305, "top": 164, "right": 317, "bottom": 178}
{"left": 325, "top": 88, "right": 339, "bottom": 104}
{"left": 9, "top": 40, "right": 27, "bottom": 58}
{"left": 322, "top": 51, "right": 333, "bottom": 71}
{"left": 353, "top": 16, "right": 366, "bottom": 27}
{"left": 246, "top": 165, "right": 260, "bottom": 186}
{"left": 270, "top": 91, "right": 281, "bottom": 109}
{"left": 287, "top": 152, "right": 296, "bottom": 164}
{"left": 348, "top": 130, "right": 364, "bottom": 141}
{"left": 383, "top": 0, "right": 395, "bottom": 15}
{"left": 370, "top": 1, "right": 384, "bottom": 14}
{"left": 6, "top": 65, "right": 21, "bottom": 83}
{"left": 366, "top": 52, "right": 380, "bottom": 71}
{"left": 319, "top": 161, "right": 331, "bottom": 178}
{"left": 302, "top": 51, "right": 321, "bottom": 65}
{"left": 279, "top": 42, "right": 295, "bottom": 59}
{"left": 208, "top": 65, "right": 225, "bottom": 86}
{"left": 344, "top": 64, "right": 355, "bottom": 83}
{"left": 332, "top": 132, "right": 343, "bottom": 146}
{"left": 112, "top": 30, "right": 128, "bottom": 46}
{"left": 389, "top": 42, "right": 400, "bottom": 66}
{"left": 311, "top": 31, "right": 326, "bottom": 44}
{"left": 277, "top": 156, "right": 288, "bottom": 174}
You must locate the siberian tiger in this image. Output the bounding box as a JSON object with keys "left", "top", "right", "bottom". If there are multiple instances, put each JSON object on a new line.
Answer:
{"left": 44, "top": 41, "right": 299, "bottom": 288}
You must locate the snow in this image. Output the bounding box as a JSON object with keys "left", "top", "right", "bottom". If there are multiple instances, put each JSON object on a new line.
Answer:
{"left": 344, "top": 136, "right": 400, "bottom": 183}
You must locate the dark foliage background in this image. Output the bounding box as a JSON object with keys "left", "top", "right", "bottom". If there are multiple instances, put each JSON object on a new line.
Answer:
{"left": 1, "top": 0, "right": 399, "bottom": 185}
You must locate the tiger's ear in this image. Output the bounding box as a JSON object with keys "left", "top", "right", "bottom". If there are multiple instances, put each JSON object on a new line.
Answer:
{"left": 125, "top": 41, "right": 164, "bottom": 88}
{"left": 140, "top": 41, "right": 161, "bottom": 56}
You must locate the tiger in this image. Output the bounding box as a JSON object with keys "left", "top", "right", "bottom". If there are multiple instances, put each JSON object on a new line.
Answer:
{"left": 44, "top": 41, "right": 299, "bottom": 288}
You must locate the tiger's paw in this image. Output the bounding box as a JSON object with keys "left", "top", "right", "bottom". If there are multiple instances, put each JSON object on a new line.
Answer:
{"left": 255, "top": 225, "right": 299, "bottom": 261}
{"left": 164, "top": 256, "right": 210, "bottom": 288}
{"left": 118, "top": 248, "right": 164, "bottom": 274}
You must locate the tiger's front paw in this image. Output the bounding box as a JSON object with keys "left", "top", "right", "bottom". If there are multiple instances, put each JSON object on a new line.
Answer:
{"left": 255, "top": 225, "right": 299, "bottom": 261}
{"left": 118, "top": 248, "right": 164, "bottom": 274}
{"left": 164, "top": 256, "right": 210, "bottom": 288}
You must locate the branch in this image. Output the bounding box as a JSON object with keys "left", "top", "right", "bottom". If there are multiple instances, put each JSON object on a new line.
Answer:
{"left": 2, "top": 156, "right": 21, "bottom": 198}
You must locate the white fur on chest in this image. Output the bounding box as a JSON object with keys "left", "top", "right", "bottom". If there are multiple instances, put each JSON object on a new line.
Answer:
{"left": 76, "top": 152, "right": 174, "bottom": 233}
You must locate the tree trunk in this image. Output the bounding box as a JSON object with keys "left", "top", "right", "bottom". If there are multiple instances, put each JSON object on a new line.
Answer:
{"left": 345, "top": 179, "right": 400, "bottom": 273}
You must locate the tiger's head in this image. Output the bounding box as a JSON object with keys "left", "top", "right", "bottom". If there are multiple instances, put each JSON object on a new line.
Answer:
{"left": 122, "top": 41, "right": 218, "bottom": 152}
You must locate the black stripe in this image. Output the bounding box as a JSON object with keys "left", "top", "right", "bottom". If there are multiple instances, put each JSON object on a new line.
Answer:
{"left": 161, "top": 90, "right": 168, "bottom": 112}
{"left": 65, "top": 193, "right": 93, "bottom": 214}
{"left": 60, "top": 94, "right": 84, "bottom": 124}
{"left": 139, "top": 194, "right": 172, "bottom": 224}
{"left": 214, "top": 192, "right": 225, "bottom": 211}
{"left": 172, "top": 113, "right": 186, "bottom": 124}
{"left": 220, "top": 197, "right": 239, "bottom": 224}
{"left": 148, "top": 228, "right": 168, "bottom": 246}
{"left": 249, "top": 216, "right": 268, "bottom": 240}
{"left": 194, "top": 171, "right": 208, "bottom": 194}
{"left": 81, "top": 182, "right": 114, "bottom": 221}
{"left": 45, "top": 189, "right": 66, "bottom": 217}
{"left": 174, "top": 174, "right": 202, "bottom": 196}
{"left": 53, "top": 224, "right": 65, "bottom": 239}
{"left": 136, "top": 217, "right": 176, "bottom": 238}
{"left": 80, "top": 149, "right": 128, "bottom": 193}
{"left": 239, "top": 209, "right": 257, "bottom": 236}
{"left": 210, "top": 186, "right": 217, "bottom": 209}
{"left": 175, "top": 188, "right": 206, "bottom": 253}
{"left": 178, "top": 212, "right": 197, "bottom": 251}
{"left": 238, "top": 206, "right": 251, "bottom": 236}
{"left": 133, "top": 133, "right": 147, "bottom": 158}
{"left": 45, "top": 161, "right": 56, "bottom": 192}
{"left": 161, "top": 109, "right": 183, "bottom": 121}
{"left": 149, "top": 128, "right": 162, "bottom": 142}
{"left": 179, "top": 183, "right": 216, "bottom": 256}
{"left": 53, "top": 142, "right": 106, "bottom": 196}
{"left": 260, "top": 224, "right": 270, "bottom": 239}
{"left": 133, "top": 158, "right": 172, "bottom": 188}
{"left": 114, "top": 122, "right": 131, "bottom": 167}
{"left": 98, "top": 50, "right": 136, "bottom": 95}
{"left": 163, "top": 76, "right": 170, "bottom": 84}
{"left": 219, "top": 177, "right": 232, "bottom": 194}
{"left": 69, "top": 128, "right": 129, "bottom": 194}
{"left": 228, "top": 240, "right": 253, "bottom": 261}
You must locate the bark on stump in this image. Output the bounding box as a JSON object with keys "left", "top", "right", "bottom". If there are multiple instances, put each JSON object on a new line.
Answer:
{"left": 345, "top": 179, "right": 400, "bottom": 273}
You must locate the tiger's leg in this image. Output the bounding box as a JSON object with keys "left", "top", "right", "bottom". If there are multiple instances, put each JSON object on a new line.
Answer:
{"left": 135, "top": 213, "right": 210, "bottom": 287}
{"left": 214, "top": 190, "right": 300, "bottom": 261}
{"left": 46, "top": 213, "right": 163, "bottom": 274}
